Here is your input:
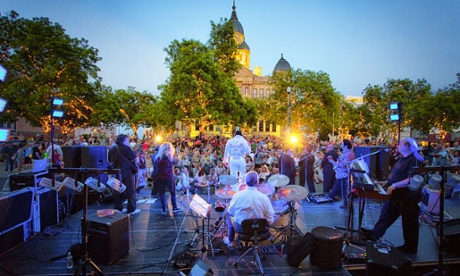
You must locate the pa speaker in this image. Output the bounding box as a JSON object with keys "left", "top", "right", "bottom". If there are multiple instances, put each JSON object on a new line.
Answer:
{"left": 353, "top": 146, "right": 390, "bottom": 181}
{"left": 62, "top": 146, "right": 82, "bottom": 168}
{"left": 81, "top": 146, "right": 107, "bottom": 169}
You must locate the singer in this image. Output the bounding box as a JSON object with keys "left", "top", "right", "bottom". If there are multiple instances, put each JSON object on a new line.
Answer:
{"left": 223, "top": 130, "right": 251, "bottom": 180}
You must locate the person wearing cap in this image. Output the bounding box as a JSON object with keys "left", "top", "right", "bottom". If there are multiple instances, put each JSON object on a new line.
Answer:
{"left": 360, "top": 137, "right": 425, "bottom": 254}
{"left": 223, "top": 171, "right": 275, "bottom": 247}
{"left": 223, "top": 130, "right": 251, "bottom": 181}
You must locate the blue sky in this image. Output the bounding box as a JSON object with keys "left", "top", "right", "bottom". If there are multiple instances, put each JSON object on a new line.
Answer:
{"left": 1, "top": 0, "right": 459, "bottom": 97}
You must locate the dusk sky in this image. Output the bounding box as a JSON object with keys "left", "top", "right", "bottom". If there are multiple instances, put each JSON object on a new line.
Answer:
{"left": 2, "top": 0, "right": 459, "bottom": 97}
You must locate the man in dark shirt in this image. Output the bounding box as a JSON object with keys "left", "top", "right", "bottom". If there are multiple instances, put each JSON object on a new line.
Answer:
{"left": 2, "top": 141, "right": 17, "bottom": 172}
{"left": 321, "top": 143, "right": 338, "bottom": 193}
{"left": 360, "top": 138, "right": 424, "bottom": 254}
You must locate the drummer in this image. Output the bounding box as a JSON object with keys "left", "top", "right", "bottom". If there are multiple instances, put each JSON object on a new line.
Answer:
{"left": 223, "top": 171, "right": 275, "bottom": 248}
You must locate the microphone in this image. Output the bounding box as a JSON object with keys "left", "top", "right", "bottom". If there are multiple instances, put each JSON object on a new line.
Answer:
{"left": 350, "top": 168, "right": 367, "bottom": 173}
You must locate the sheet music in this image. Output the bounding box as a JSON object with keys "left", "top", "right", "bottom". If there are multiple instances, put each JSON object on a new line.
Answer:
{"left": 189, "top": 194, "right": 211, "bottom": 218}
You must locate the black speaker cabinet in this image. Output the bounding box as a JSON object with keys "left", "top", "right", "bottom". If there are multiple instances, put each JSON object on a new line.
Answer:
{"left": 62, "top": 146, "right": 82, "bottom": 168}
{"left": 81, "top": 146, "right": 107, "bottom": 169}
{"left": 86, "top": 212, "right": 129, "bottom": 265}
{"left": 35, "top": 188, "right": 59, "bottom": 232}
{"left": 366, "top": 243, "right": 411, "bottom": 275}
{"left": 353, "top": 146, "right": 390, "bottom": 181}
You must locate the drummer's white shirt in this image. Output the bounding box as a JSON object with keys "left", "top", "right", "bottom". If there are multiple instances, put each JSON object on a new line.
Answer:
{"left": 228, "top": 186, "right": 275, "bottom": 225}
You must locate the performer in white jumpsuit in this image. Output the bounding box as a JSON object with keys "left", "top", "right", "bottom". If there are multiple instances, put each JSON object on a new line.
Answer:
{"left": 223, "top": 130, "right": 251, "bottom": 190}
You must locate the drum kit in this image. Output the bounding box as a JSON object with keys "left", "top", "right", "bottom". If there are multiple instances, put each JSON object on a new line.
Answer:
{"left": 211, "top": 173, "right": 309, "bottom": 241}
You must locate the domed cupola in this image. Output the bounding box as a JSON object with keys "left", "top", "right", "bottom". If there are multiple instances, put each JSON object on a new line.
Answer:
{"left": 273, "top": 54, "right": 292, "bottom": 74}
{"left": 230, "top": 1, "right": 250, "bottom": 69}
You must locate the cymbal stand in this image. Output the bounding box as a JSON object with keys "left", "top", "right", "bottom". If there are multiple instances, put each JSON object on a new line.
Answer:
{"left": 342, "top": 188, "right": 366, "bottom": 254}
{"left": 273, "top": 201, "right": 303, "bottom": 240}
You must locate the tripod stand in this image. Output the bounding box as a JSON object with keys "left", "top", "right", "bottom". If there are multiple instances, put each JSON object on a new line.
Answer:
{"left": 49, "top": 167, "right": 120, "bottom": 276}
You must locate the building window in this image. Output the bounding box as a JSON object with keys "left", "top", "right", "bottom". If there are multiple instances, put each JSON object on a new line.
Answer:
{"left": 265, "top": 121, "right": 270, "bottom": 132}
{"left": 258, "top": 121, "right": 264, "bottom": 132}
{"left": 195, "top": 125, "right": 199, "bottom": 131}
{"left": 266, "top": 89, "right": 270, "bottom": 98}
{"left": 271, "top": 123, "right": 277, "bottom": 133}
{"left": 245, "top": 87, "right": 249, "bottom": 96}
{"left": 253, "top": 89, "right": 257, "bottom": 98}
{"left": 209, "top": 125, "right": 214, "bottom": 131}
{"left": 259, "top": 89, "right": 264, "bottom": 99}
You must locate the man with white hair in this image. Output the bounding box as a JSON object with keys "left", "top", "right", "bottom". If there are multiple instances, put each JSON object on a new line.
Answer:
{"left": 360, "top": 138, "right": 425, "bottom": 254}
{"left": 223, "top": 171, "right": 275, "bottom": 247}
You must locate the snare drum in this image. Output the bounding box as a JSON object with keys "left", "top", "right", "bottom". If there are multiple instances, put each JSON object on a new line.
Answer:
{"left": 271, "top": 200, "right": 290, "bottom": 229}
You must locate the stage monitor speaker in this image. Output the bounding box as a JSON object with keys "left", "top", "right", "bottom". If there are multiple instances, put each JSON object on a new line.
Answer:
{"left": 87, "top": 212, "right": 129, "bottom": 265}
{"left": 189, "top": 260, "right": 213, "bottom": 276}
{"left": 353, "top": 146, "right": 390, "bottom": 181}
{"left": 366, "top": 243, "right": 411, "bottom": 275}
{"left": 62, "top": 146, "right": 82, "bottom": 168}
{"left": 80, "top": 146, "right": 107, "bottom": 169}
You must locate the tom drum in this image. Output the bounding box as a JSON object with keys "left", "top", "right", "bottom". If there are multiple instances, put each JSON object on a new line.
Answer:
{"left": 271, "top": 200, "right": 290, "bottom": 229}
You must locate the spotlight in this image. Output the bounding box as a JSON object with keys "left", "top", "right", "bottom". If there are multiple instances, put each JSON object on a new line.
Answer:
{"left": 62, "top": 177, "right": 84, "bottom": 192}
{"left": 85, "top": 177, "right": 107, "bottom": 193}
{"left": 0, "top": 97, "right": 6, "bottom": 112}
{"left": 39, "top": 177, "right": 63, "bottom": 191}
{"left": 106, "top": 177, "right": 126, "bottom": 193}
{"left": 52, "top": 110, "right": 64, "bottom": 118}
{"left": 0, "top": 64, "right": 6, "bottom": 82}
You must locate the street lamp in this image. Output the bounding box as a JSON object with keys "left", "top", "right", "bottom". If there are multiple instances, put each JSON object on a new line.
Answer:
{"left": 286, "top": 86, "right": 292, "bottom": 134}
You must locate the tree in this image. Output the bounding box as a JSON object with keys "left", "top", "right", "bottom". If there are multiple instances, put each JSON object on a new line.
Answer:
{"left": 159, "top": 19, "right": 255, "bottom": 134}
{"left": 0, "top": 11, "right": 102, "bottom": 133}
{"left": 267, "top": 69, "right": 343, "bottom": 140}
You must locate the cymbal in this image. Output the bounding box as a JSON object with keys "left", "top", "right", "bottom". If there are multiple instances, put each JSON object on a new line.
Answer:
{"left": 257, "top": 182, "right": 275, "bottom": 196}
{"left": 277, "top": 185, "right": 309, "bottom": 201}
{"left": 267, "top": 174, "right": 290, "bottom": 187}
{"left": 218, "top": 175, "right": 238, "bottom": 185}
{"left": 215, "top": 188, "right": 236, "bottom": 199}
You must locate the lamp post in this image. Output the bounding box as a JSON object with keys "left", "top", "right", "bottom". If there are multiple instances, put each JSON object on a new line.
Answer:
{"left": 286, "top": 86, "right": 292, "bottom": 134}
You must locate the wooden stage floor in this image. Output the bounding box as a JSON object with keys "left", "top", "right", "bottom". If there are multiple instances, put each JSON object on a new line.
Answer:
{"left": 1, "top": 184, "right": 459, "bottom": 276}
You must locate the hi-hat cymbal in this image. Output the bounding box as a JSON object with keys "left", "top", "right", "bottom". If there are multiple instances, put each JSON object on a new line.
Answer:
{"left": 267, "top": 174, "right": 290, "bottom": 187}
{"left": 215, "top": 188, "right": 236, "bottom": 199}
{"left": 218, "top": 174, "right": 238, "bottom": 185}
{"left": 277, "top": 185, "right": 309, "bottom": 201}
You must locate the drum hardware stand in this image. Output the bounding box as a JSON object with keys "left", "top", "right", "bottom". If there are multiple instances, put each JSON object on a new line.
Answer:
{"left": 273, "top": 201, "right": 303, "bottom": 240}
{"left": 209, "top": 209, "right": 228, "bottom": 240}
{"left": 49, "top": 167, "right": 121, "bottom": 276}
{"left": 188, "top": 195, "right": 220, "bottom": 258}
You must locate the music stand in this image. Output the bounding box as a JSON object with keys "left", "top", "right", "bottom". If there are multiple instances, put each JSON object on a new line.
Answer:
{"left": 188, "top": 194, "right": 219, "bottom": 258}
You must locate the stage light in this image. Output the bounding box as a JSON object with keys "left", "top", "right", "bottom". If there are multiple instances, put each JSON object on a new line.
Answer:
{"left": 52, "top": 98, "right": 64, "bottom": 106}
{"left": 62, "top": 177, "right": 84, "bottom": 192}
{"left": 52, "top": 110, "right": 64, "bottom": 118}
{"left": 389, "top": 102, "right": 399, "bottom": 110}
{"left": 389, "top": 114, "right": 400, "bottom": 121}
{"left": 85, "top": 177, "right": 107, "bottom": 193}
{"left": 106, "top": 177, "right": 126, "bottom": 193}
{"left": 289, "top": 135, "right": 298, "bottom": 144}
{"left": 0, "top": 64, "right": 6, "bottom": 82}
{"left": 0, "top": 97, "right": 6, "bottom": 112}
{"left": 155, "top": 135, "right": 162, "bottom": 143}
{"left": 39, "top": 177, "right": 63, "bottom": 191}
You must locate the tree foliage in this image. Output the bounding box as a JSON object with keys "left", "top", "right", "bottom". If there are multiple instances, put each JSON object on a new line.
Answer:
{"left": 0, "top": 11, "right": 102, "bottom": 133}
{"left": 159, "top": 19, "right": 256, "bottom": 133}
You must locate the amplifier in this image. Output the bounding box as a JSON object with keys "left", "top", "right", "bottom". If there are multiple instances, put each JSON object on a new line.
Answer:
{"left": 86, "top": 212, "right": 129, "bottom": 265}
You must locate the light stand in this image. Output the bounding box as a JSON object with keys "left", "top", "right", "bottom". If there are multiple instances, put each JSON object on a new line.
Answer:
{"left": 48, "top": 167, "right": 121, "bottom": 276}
{"left": 272, "top": 201, "right": 303, "bottom": 240}
{"left": 50, "top": 97, "right": 64, "bottom": 167}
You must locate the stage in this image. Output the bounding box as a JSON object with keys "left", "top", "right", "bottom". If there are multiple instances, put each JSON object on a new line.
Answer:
{"left": 0, "top": 181, "right": 460, "bottom": 276}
